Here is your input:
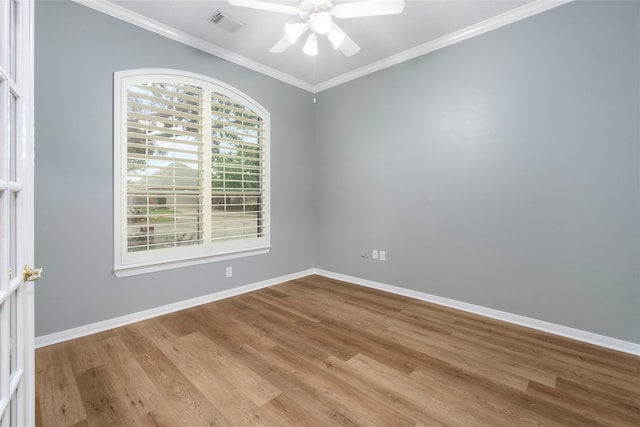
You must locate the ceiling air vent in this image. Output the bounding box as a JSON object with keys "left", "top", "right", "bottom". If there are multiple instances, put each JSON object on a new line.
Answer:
{"left": 208, "top": 9, "right": 244, "bottom": 33}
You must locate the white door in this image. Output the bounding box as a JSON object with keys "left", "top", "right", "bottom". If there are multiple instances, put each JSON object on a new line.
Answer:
{"left": 0, "top": 0, "right": 36, "bottom": 426}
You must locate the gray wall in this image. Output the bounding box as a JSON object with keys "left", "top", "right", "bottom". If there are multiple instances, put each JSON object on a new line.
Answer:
{"left": 34, "top": 1, "right": 316, "bottom": 336}
{"left": 314, "top": 1, "right": 640, "bottom": 343}
{"left": 35, "top": 1, "right": 639, "bottom": 345}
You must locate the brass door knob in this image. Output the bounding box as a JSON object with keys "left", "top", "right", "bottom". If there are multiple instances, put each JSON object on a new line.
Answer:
{"left": 23, "top": 264, "right": 43, "bottom": 282}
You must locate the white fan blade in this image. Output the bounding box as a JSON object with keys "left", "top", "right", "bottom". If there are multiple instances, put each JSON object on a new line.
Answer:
{"left": 327, "top": 24, "right": 346, "bottom": 48}
{"left": 285, "top": 22, "right": 308, "bottom": 43}
{"left": 228, "top": 0, "right": 299, "bottom": 15}
{"left": 270, "top": 35, "right": 294, "bottom": 53}
{"left": 337, "top": 31, "right": 360, "bottom": 56}
{"left": 333, "top": 0, "right": 405, "bottom": 19}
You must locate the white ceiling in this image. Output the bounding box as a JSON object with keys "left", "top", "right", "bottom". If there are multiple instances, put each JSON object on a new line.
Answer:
{"left": 82, "top": 0, "right": 568, "bottom": 91}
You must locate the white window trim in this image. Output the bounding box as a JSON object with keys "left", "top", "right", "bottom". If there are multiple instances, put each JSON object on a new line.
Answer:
{"left": 113, "top": 69, "right": 270, "bottom": 278}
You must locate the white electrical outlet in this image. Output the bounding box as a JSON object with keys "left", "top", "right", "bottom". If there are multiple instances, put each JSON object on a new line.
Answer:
{"left": 226, "top": 266, "right": 233, "bottom": 278}
{"left": 372, "top": 249, "right": 378, "bottom": 259}
{"left": 380, "top": 250, "right": 386, "bottom": 261}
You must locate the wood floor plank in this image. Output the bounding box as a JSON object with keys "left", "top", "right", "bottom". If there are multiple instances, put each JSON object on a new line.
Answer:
{"left": 155, "top": 308, "right": 207, "bottom": 338}
{"left": 231, "top": 343, "right": 363, "bottom": 427}
{"left": 259, "top": 393, "right": 337, "bottom": 427}
{"left": 249, "top": 291, "right": 323, "bottom": 323}
{"left": 96, "top": 335, "right": 185, "bottom": 426}
{"left": 113, "top": 323, "right": 156, "bottom": 356}
{"left": 179, "top": 332, "right": 282, "bottom": 407}
{"left": 525, "top": 380, "right": 640, "bottom": 427}
{"left": 410, "top": 364, "right": 597, "bottom": 427}
{"left": 63, "top": 335, "right": 106, "bottom": 375}
{"left": 36, "top": 275, "right": 640, "bottom": 426}
{"left": 194, "top": 301, "right": 280, "bottom": 351}
{"left": 552, "top": 377, "right": 640, "bottom": 420}
{"left": 36, "top": 345, "right": 88, "bottom": 426}
{"left": 141, "top": 322, "right": 277, "bottom": 427}
{"left": 74, "top": 366, "right": 138, "bottom": 426}
{"left": 389, "top": 321, "right": 558, "bottom": 388}
{"left": 225, "top": 297, "right": 354, "bottom": 363}
{"left": 134, "top": 347, "right": 228, "bottom": 426}
{"left": 323, "top": 354, "right": 460, "bottom": 426}
{"left": 398, "top": 306, "right": 547, "bottom": 357}
{"left": 259, "top": 344, "right": 416, "bottom": 426}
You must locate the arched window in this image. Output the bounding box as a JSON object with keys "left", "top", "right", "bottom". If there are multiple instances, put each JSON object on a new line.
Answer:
{"left": 114, "top": 69, "right": 270, "bottom": 276}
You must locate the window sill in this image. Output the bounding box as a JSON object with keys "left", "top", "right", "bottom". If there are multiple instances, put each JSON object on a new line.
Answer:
{"left": 113, "top": 246, "right": 270, "bottom": 278}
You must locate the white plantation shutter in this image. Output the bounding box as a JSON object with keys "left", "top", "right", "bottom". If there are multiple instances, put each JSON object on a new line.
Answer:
{"left": 126, "top": 82, "right": 205, "bottom": 252}
{"left": 211, "top": 92, "right": 266, "bottom": 242}
{"left": 114, "top": 70, "right": 270, "bottom": 276}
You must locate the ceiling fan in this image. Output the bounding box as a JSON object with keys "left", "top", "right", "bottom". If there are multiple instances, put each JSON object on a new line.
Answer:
{"left": 228, "top": 0, "right": 405, "bottom": 56}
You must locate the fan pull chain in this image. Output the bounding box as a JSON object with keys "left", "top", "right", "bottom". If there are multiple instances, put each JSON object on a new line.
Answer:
{"left": 312, "top": 55, "right": 317, "bottom": 103}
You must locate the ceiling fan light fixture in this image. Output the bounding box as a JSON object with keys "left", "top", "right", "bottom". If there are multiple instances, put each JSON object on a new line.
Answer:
{"left": 231, "top": 0, "right": 408, "bottom": 57}
{"left": 327, "top": 24, "right": 345, "bottom": 49}
{"left": 302, "top": 33, "right": 318, "bottom": 56}
{"left": 285, "top": 22, "right": 307, "bottom": 42}
{"left": 310, "top": 12, "right": 332, "bottom": 35}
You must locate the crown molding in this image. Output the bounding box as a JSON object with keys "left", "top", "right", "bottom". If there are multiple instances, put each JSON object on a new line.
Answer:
{"left": 73, "top": 0, "right": 315, "bottom": 92}
{"left": 74, "top": 0, "right": 570, "bottom": 93}
{"left": 314, "top": 0, "right": 571, "bottom": 92}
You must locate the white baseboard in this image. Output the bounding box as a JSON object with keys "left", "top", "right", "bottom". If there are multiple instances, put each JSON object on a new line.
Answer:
{"left": 36, "top": 267, "right": 640, "bottom": 356}
{"left": 314, "top": 269, "right": 640, "bottom": 356}
{"left": 34, "top": 269, "right": 315, "bottom": 348}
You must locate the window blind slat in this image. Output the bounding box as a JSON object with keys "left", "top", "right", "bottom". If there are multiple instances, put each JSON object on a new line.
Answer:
{"left": 127, "top": 163, "right": 203, "bottom": 173}
{"left": 127, "top": 132, "right": 201, "bottom": 147}
{"left": 127, "top": 186, "right": 203, "bottom": 192}
{"left": 128, "top": 122, "right": 202, "bottom": 139}
{"left": 128, "top": 112, "right": 203, "bottom": 131}
{"left": 132, "top": 83, "right": 203, "bottom": 102}
{"left": 128, "top": 147, "right": 202, "bottom": 160}
{"left": 212, "top": 100, "right": 261, "bottom": 115}
{"left": 212, "top": 111, "right": 262, "bottom": 124}
{"left": 212, "top": 121, "right": 262, "bottom": 134}
{"left": 212, "top": 97, "right": 262, "bottom": 120}
{"left": 128, "top": 101, "right": 202, "bottom": 122}
{"left": 129, "top": 91, "right": 204, "bottom": 113}
{"left": 212, "top": 134, "right": 264, "bottom": 145}
{"left": 210, "top": 163, "right": 264, "bottom": 172}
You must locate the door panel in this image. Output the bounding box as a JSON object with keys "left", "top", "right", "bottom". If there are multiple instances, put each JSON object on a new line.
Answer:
{"left": 0, "top": 0, "right": 35, "bottom": 425}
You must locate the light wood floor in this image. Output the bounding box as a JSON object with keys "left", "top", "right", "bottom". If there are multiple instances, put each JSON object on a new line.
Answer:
{"left": 36, "top": 275, "right": 640, "bottom": 426}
